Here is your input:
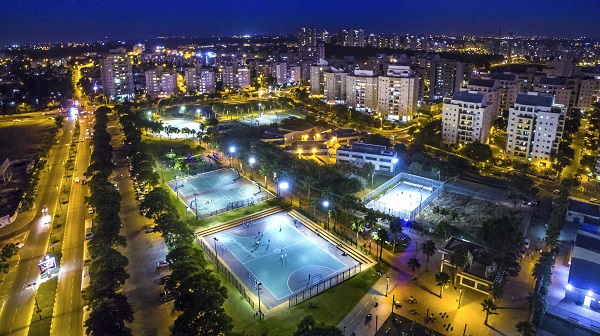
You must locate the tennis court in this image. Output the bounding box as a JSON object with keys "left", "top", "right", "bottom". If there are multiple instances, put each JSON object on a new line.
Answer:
{"left": 166, "top": 168, "right": 271, "bottom": 218}
{"left": 204, "top": 212, "right": 359, "bottom": 308}
{"left": 366, "top": 181, "right": 433, "bottom": 218}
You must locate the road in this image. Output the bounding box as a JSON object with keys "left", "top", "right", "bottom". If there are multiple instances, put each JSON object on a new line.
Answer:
{"left": 50, "top": 116, "right": 92, "bottom": 336}
{"left": 0, "top": 117, "right": 75, "bottom": 336}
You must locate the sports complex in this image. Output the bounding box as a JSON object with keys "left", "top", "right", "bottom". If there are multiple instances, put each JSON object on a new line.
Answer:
{"left": 167, "top": 168, "right": 272, "bottom": 218}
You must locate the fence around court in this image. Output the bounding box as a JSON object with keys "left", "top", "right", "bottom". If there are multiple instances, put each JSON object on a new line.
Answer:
{"left": 288, "top": 263, "right": 361, "bottom": 307}
{"left": 197, "top": 193, "right": 273, "bottom": 219}
{"left": 363, "top": 172, "right": 445, "bottom": 221}
{"left": 198, "top": 238, "right": 257, "bottom": 312}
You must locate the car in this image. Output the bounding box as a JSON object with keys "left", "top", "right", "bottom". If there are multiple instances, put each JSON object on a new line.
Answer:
{"left": 157, "top": 260, "right": 170, "bottom": 268}
{"left": 158, "top": 275, "right": 171, "bottom": 285}
{"left": 524, "top": 239, "right": 531, "bottom": 249}
{"left": 75, "top": 177, "right": 80, "bottom": 183}
{"left": 553, "top": 190, "right": 560, "bottom": 194}
{"left": 81, "top": 179, "right": 87, "bottom": 185}
{"left": 88, "top": 206, "right": 94, "bottom": 214}
{"left": 42, "top": 205, "right": 48, "bottom": 214}
{"left": 590, "top": 198, "right": 599, "bottom": 204}
{"left": 518, "top": 250, "right": 526, "bottom": 258}
{"left": 145, "top": 226, "right": 157, "bottom": 234}
{"left": 159, "top": 290, "right": 173, "bottom": 302}
{"left": 15, "top": 242, "right": 24, "bottom": 249}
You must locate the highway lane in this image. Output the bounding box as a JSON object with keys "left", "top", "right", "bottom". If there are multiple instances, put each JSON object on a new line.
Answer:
{"left": 0, "top": 118, "right": 75, "bottom": 336}
{"left": 50, "top": 116, "right": 91, "bottom": 336}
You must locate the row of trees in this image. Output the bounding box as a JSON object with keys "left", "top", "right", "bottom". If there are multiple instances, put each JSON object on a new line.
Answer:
{"left": 83, "top": 106, "right": 133, "bottom": 336}
{"left": 118, "top": 104, "right": 234, "bottom": 335}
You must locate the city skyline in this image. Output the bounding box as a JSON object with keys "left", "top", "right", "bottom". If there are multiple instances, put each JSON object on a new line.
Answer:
{"left": 1, "top": 0, "right": 600, "bottom": 46}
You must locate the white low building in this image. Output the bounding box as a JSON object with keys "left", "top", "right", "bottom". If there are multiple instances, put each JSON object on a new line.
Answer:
{"left": 336, "top": 143, "right": 398, "bottom": 173}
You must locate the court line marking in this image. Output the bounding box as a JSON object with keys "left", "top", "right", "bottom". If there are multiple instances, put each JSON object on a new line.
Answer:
{"left": 286, "top": 264, "right": 337, "bottom": 296}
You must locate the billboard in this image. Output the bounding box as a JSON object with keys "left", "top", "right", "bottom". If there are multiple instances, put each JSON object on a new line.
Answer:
{"left": 38, "top": 256, "right": 56, "bottom": 274}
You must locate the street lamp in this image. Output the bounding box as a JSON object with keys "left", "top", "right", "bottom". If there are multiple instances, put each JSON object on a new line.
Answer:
{"left": 323, "top": 200, "right": 330, "bottom": 229}
{"left": 214, "top": 237, "right": 219, "bottom": 259}
{"left": 258, "top": 103, "right": 262, "bottom": 117}
{"left": 249, "top": 157, "right": 256, "bottom": 180}
{"left": 193, "top": 193, "right": 198, "bottom": 218}
{"left": 229, "top": 146, "right": 236, "bottom": 168}
{"left": 458, "top": 287, "right": 463, "bottom": 309}
{"left": 392, "top": 157, "right": 398, "bottom": 175}
{"left": 279, "top": 181, "right": 289, "bottom": 205}
{"left": 386, "top": 276, "right": 390, "bottom": 297}
{"left": 257, "top": 281, "right": 263, "bottom": 320}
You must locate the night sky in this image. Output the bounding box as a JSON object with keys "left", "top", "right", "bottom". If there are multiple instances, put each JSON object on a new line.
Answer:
{"left": 1, "top": 0, "right": 599, "bottom": 46}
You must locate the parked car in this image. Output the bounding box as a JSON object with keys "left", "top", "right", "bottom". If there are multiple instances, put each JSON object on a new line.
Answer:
{"left": 590, "top": 198, "right": 599, "bottom": 204}
{"left": 146, "top": 226, "right": 157, "bottom": 234}
{"left": 524, "top": 239, "right": 531, "bottom": 249}
{"left": 553, "top": 190, "right": 560, "bottom": 194}
{"left": 157, "top": 260, "right": 170, "bottom": 268}
{"left": 88, "top": 206, "right": 94, "bottom": 214}
{"left": 42, "top": 205, "right": 48, "bottom": 214}
{"left": 75, "top": 177, "right": 80, "bottom": 183}
{"left": 15, "top": 242, "right": 24, "bottom": 248}
{"left": 518, "top": 250, "right": 526, "bottom": 258}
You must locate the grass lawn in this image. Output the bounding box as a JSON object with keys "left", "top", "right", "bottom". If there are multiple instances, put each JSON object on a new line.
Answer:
{"left": 208, "top": 258, "right": 387, "bottom": 336}
{"left": 27, "top": 276, "right": 58, "bottom": 336}
{"left": 0, "top": 114, "right": 55, "bottom": 161}
{"left": 143, "top": 136, "right": 203, "bottom": 159}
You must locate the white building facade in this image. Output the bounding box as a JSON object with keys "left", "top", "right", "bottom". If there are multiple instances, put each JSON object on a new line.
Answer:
{"left": 442, "top": 91, "right": 495, "bottom": 145}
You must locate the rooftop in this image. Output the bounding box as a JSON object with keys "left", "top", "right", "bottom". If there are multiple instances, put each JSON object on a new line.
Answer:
{"left": 468, "top": 78, "right": 496, "bottom": 88}
{"left": 338, "top": 142, "right": 396, "bottom": 157}
{"left": 451, "top": 91, "right": 485, "bottom": 104}
{"left": 568, "top": 199, "right": 600, "bottom": 218}
{"left": 490, "top": 73, "right": 517, "bottom": 81}
{"left": 515, "top": 93, "right": 554, "bottom": 107}
{"left": 539, "top": 76, "right": 568, "bottom": 86}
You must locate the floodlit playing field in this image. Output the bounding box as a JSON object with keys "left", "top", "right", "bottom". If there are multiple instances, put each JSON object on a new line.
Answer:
{"left": 238, "top": 112, "right": 299, "bottom": 126}
{"left": 166, "top": 168, "right": 271, "bottom": 218}
{"left": 365, "top": 181, "right": 434, "bottom": 218}
{"left": 204, "top": 212, "right": 359, "bottom": 308}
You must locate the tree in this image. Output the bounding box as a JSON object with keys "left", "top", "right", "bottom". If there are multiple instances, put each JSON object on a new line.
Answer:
{"left": 461, "top": 141, "right": 493, "bottom": 163}
{"left": 481, "top": 298, "right": 498, "bottom": 325}
{"left": 515, "top": 321, "right": 537, "bottom": 336}
{"left": 84, "top": 293, "right": 133, "bottom": 336}
{"left": 351, "top": 218, "right": 366, "bottom": 245}
{"left": 389, "top": 217, "right": 402, "bottom": 252}
{"left": 293, "top": 315, "right": 343, "bottom": 336}
{"left": 140, "top": 187, "right": 177, "bottom": 220}
{"left": 435, "top": 271, "right": 450, "bottom": 298}
{"left": 407, "top": 258, "right": 421, "bottom": 278}
{"left": 364, "top": 134, "right": 391, "bottom": 147}
{"left": 421, "top": 240, "right": 436, "bottom": 267}
{"left": 489, "top": 282, "right": 504, "bottom": 301}
{"left": 374, "top": 228, "right": 389, "bottom": 260}
{"left": 408, "top": 162, "right": 423, "bottom": 176}
{"left": 361, "top": 162, "right": 375, "bottom": 188}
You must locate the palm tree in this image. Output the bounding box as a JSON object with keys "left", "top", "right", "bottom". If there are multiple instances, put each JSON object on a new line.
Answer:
{"left": 374, "top": 228, "right": 389, "bottom": 260}
{"left": 407, "top": 258, "right": 421, "bottom": 278}
{"left": 300, "top": 174, "right": 317, "bottom": 205}
{"left": 361, "top": 162, "right": 375, "bottom": 189}
{"left": 331, "top": 207, "right": 340, "bottom": 230}
{"left": 435, "top": 271, "right": 450, "bottom": 298}
{"left": 351, "top": 218, "right": 366, "bottom": 246}
{"left": 389, "top": 217, "right": 402, "bottom": 252}
{"left": 481, "top": 298, "right": 498, "bottom": 325}
{"left": 489, "top": 283, "right": 504, "bottom": 301}
{"left": 421, "top": 239, "right": 436, "bottom": 267}
{"left": 515, "top": 321, "right": 536, "bottom": 336}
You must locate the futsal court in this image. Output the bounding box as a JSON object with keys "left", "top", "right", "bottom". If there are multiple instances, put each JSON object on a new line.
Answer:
{"left": 205, "top": 211, "right": 359, "bottom": 308}
{"left": 238, "top": 112, "right": 298, "bottom": 126}
{"left": 365, "top": 181, "right": 434, "bottom": 218}
{"left": 166, "top": 168, "right": 270, "bottom": 218}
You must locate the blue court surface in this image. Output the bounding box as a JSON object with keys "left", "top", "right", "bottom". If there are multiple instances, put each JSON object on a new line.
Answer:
{"left": 166, "top": 168, "right": 271, "bottom": 218}
{"left": 205, "top": 212, "right": 358, "bottom": 306}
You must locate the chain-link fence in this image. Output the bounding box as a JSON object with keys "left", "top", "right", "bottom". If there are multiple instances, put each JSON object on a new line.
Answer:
{"left": 288, "top": 263, "right": 361, "bottom": 307}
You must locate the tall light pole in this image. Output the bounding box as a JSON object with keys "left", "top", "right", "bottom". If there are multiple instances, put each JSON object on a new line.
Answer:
{"left": 279, "top": 181, "right": 289, "bottom": 205}
{"left": 258, "top": 103, "right": 262, "bottom": 117}
{"left": 249, "top": 157, "right": 256, "bottom": 180}
{"left": 386, "top": 276, "right": 390, "bottom": 297}
{"left": 323, "top": 200, "right": 330, "bottom": 229}
{"left": 193, "top": 193, "right": 198, "bottom": 218}
{"left": 257, "top": 281, "right": 263, "bottom": 320}
{"left": 214, "top": 237, "right": 219, "bottom": 259}
{"left": 229, "top": 146, "right": 236, "bottom": 168}
{"left": 458, "top": 287, "right": 463, "bottom": 309}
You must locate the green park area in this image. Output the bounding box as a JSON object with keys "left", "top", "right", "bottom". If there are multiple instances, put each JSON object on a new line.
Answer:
{"left": 27, "top": 277, "right": 58, "bottom": 336}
